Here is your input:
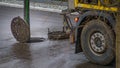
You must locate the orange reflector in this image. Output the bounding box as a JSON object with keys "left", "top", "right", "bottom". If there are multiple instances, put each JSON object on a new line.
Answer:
{"left": 74, "top": 17, "right": 79, "bottom": 23}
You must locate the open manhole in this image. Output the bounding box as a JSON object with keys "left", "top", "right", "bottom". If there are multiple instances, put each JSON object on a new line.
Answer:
{"left": 48, "top": 31, "right": 69, "bottom": 40}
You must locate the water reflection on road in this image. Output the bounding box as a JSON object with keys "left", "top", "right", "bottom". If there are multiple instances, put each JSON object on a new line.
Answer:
{"left": 12, "top": 43, "right": 31, "bottom": 60}
{"left": 12, "top": 43, "right": 33, "bottom": 68}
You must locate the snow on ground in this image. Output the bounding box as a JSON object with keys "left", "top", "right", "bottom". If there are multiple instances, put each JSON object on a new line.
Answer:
{"left": 0, "top": 0, "right": 67, "bottom": 13}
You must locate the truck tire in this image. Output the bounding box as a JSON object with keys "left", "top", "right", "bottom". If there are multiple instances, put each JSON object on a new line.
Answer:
{"left": 81, "top": 19, "right": 115, "bottom": 65}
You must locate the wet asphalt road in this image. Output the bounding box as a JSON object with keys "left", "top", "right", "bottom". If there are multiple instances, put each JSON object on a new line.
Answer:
{"left": 0, "top": 5, "right": 115, "bottom": 68}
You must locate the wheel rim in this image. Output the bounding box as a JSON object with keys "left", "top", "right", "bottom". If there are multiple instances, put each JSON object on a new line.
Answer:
{"left": 89, "top": 32, "right": 106, "bottom": 55}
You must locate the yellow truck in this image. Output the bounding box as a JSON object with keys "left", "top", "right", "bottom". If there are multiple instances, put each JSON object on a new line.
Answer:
{"left": 67, "top": 0, "right": 119, "bottom": 65}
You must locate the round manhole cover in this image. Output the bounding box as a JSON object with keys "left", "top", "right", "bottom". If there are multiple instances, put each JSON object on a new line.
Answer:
{"left": 11, "top": 16, "right": 30, "bottom": 43}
